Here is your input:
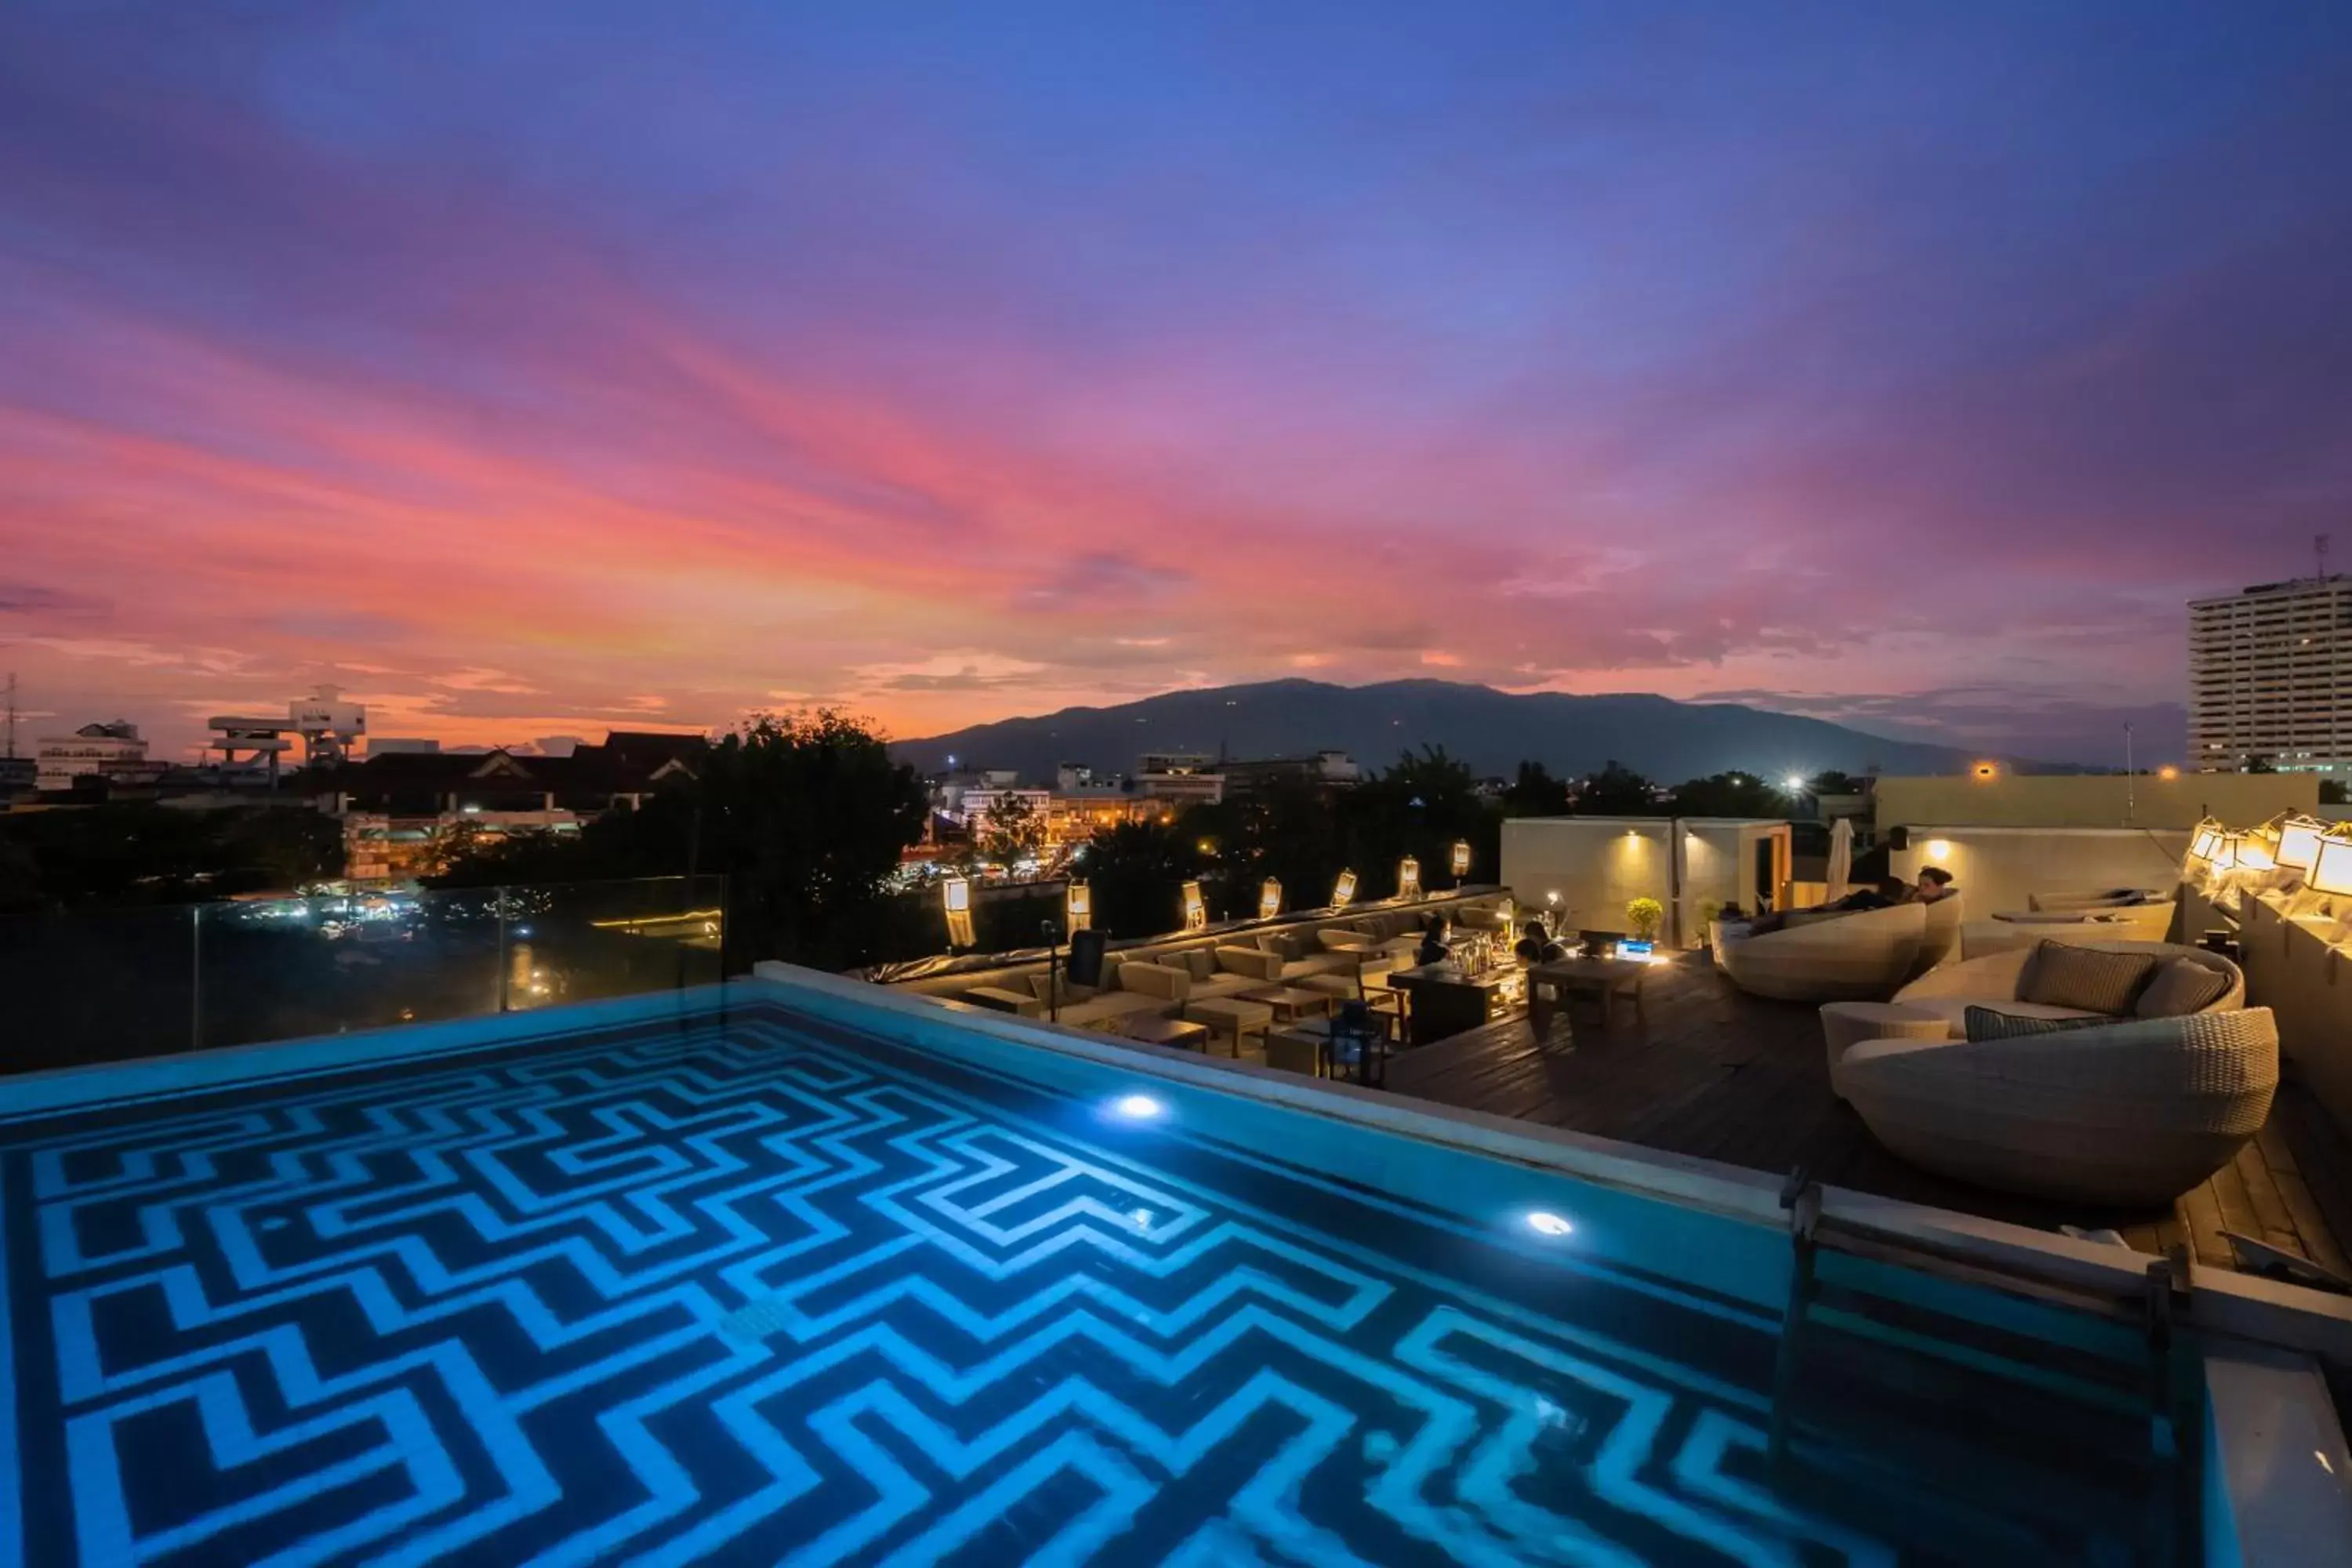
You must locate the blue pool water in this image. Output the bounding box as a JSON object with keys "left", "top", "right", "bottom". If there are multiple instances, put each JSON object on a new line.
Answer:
{"left": 2, "top": 995, "right": 2184, "bottom": 1564}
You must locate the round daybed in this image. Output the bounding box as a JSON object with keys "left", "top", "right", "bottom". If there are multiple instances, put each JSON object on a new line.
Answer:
{"left": 1962, "top": 899, "right": 2177, "bottom": 959}
{"left": 1714, "top": 902, "right": 1927, "bottom": 1002}
{"left": 1829, "top": 940, "right": 2274, "bottom": 1205}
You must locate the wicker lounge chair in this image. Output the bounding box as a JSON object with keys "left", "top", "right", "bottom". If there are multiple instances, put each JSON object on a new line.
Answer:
{"left": 1835, "top": 1008, "right": 2278, "bottom": 1205}
{"left": 1830, "top": 938, "right": 2267, "bottom": 1204}
{"left": 1713, "top": 901, "right": 1927, "bottom": 1002}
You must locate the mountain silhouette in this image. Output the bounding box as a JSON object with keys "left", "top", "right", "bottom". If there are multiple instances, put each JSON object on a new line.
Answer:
{"left": 891, "top": 678, "right": 1995, "bottom": 782}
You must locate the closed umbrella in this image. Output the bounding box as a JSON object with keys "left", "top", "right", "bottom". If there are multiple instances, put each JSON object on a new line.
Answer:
{"left": 1825, "top": 817, "right": 1854, "bottom": 905}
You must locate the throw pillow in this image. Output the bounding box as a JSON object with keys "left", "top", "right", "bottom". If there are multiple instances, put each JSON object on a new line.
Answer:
{"left": 1181, "top": 949, "right": 1217, "bottom": 980}
{"left": 2018, "top": 941, "right": 2160, "bottom": 1014}
{"left": 1963, "top": 1006, "right": 2107, "bottom": 1043}
{"left": 2134, "top": 958, "right": 2231, "bottom": 1018}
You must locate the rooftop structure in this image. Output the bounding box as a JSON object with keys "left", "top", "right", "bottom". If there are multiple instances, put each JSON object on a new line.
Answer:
{"left": 0, "top": 851, "right": 2347, "bottom": 1556}
{"left": 34, "top": 719, "right": 148, "bottom": 793}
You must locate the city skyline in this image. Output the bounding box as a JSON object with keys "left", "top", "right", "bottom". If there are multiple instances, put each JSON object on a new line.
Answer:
{"left": 5, "top": 3, "right": 2350, "bottom": 764}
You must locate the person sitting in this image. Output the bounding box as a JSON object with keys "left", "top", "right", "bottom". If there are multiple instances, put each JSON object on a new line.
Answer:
{"left": 1513, "top": 918, "right": 1567, "bottom": 965}
{"left": 1913, "top": 866, "right": 1957, "bottom": 903}
{"left": 1831, "top": 876, "right": 1911, "bottom": 912}
{"left": 1416, "top": 913, "right": 1455, "bottom": 968}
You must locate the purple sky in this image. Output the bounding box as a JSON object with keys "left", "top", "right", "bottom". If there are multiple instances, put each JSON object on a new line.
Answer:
{"left": 3, "top": 2, "right": 2350, "bottom": 764}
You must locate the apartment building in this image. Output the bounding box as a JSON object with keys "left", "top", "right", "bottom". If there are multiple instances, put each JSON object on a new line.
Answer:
{"left": 2189, "top": 575, "right": 2352, "bottom": 772}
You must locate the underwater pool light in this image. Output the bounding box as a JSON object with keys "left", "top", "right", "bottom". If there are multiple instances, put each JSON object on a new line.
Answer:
{"left": 1524, "top": 1210, "right": 1574, "bottom": 1237}
{"left": 1112, "top": 1094, "right": 1164, "bottom": 1121}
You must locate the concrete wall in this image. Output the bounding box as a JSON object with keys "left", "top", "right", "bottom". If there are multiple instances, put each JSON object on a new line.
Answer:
{"left": 1500, "top": 817, "right": 1789, "bottom": 947}
{"left": 1874, "top": 773, "right": 2317, "bottom": 831}
{"left": 1885, "top": 826, "right": 2190, "bottom": 924}
{"left": 2238, "top": 897, "right": 2352, "bottom": 1142}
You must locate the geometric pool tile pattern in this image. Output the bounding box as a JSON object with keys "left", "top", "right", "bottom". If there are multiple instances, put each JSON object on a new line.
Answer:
{"left": 2, "top": 1004, "right": 2159, "bottom": 1565}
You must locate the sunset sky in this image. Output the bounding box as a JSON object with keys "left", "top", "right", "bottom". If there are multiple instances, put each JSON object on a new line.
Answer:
{"left": 4, "top": 3, "right": 2349, "bottom": 765}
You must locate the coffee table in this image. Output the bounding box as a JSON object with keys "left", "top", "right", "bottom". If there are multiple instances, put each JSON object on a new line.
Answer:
{"left": 1237, "top": 985, "right": 1337, "bottom": 1024}
{"left": 1527, "top": 953, "right": 1665, "bottom": 1034}
{"left": 1183, "top": 996, "right": 1275, "bottom": 1057}
{"left": 1121, "top": 1014, "right": 1210, "bottom": 1052}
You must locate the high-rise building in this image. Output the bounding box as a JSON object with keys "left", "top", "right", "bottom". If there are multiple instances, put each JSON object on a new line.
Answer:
{"left": 2189, "top": 575, "right": 2352, "bottom": 772}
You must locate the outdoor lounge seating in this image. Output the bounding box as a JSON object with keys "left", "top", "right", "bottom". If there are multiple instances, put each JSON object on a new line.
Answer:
{"left": 1962, "top": 898, "right": 2177, "bottom": 957}
{"left": 1712, "top": 901, "right": 1929, "bottom": 1002}
{"left": 1827, "top": 938, "right": 2272, "bottom": 1204}
{"left": 1834, "top": 1008, "right": 2279, "bottom": 1206}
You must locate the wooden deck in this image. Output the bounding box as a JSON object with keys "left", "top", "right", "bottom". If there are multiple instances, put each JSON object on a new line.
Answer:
{"left": 1381, "top": 956, "right": 2352, "bottom": 1280}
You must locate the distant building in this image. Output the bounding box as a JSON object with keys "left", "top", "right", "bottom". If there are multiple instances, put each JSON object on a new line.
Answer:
{"left": 366, "top": 739, "right": 443, "bottom": 755}
{"left": 315, "top": 729, "right": 706, "bottom": 882}
{"left": 36, "top": 720, "right": 148, "bottom": 792}
{"left": 1221, "top": 750, "right": 1360, "bottom": 797}
{"left": 1136, "top": 752, "right": 1225, "bottom": 806}
{"left": 206, "top": 684, "right": 368, "bottom": 785}
{"left": 2190, "top": 574, "right": 2352, "bottom": 772}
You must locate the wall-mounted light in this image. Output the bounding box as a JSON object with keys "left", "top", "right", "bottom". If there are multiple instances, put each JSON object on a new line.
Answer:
{"left": 1258, "top": 878, "right": 1282, "bottom": 920}
{"left": 1972, "top": 761, "right": 1998, "bottom": 781}
{"left": 1924, "top": 839, "right": 1953, "bottom": 862}
{"left": 1333, "top": 869, "right": 1358, "bottom": 909}
{"left": 1181, "top": 880, "right": 1207, "bottom": 931}
{"left": 1065, "top": 880, "right": 1091, "bottom": 932}
{"left": 2308, "top": 834, "right": 2352, "bottom": 897}
{"left": 1398, "top": 857, "right": 1421, "bottom": 901}
{"left": 942, "top": 876, "right": 975, "bottom": 949}
{"left": 2158, "top": 764, "right": 2180, "bottom": 781}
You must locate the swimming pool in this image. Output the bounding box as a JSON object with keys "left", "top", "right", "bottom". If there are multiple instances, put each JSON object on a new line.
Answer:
{"left": 2, "top": 985, "right": 2195, "bottom": 1565}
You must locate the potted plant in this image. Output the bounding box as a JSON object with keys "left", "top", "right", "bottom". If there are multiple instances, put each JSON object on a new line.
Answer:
{"left": 1626, "top": 896, "right": 1664, "bottom": 945}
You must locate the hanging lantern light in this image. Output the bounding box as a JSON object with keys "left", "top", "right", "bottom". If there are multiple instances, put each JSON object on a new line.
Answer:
{"left": 1064, "top": 880, "right": 1091, "bottom": 933}
{"left": 1181, "top": 880, "right": 1207, "bottom": 931}
{"left": 1450, "top": 840, "right": 1472, "bottom": 880}
{"left": 1397, "top": 856, "right": 1422, "bottom": 901}
{"left": 1258, "top": 877, "right": 1282, "bottom": 920}
{"left": 942, "top": 876, "right": 975, "bottom": 949}
{"left": 1332, "top": 869, "right": 1358, "bottom": 909}
{"left": 2308, "top": 833, "right": 2352, "bottom": 897}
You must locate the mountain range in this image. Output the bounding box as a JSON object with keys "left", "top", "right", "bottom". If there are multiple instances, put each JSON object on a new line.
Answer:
{"left": 891, "top": 679, "right": 2003, "bottom": 783}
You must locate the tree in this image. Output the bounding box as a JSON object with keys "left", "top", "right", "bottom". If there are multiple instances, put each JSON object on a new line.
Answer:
{"left": 2245, "top": 755, "right": 2278, "bottom": 774}
{"left": 433, "top": 709, "right": 927, "bottom": 971}
{"left": 1807, "top": 770, "right": 1864, "bottom": 796}
{"left": 978, "top": 793, "right": 1045, "bottom": 867}
{"left": 1075, "top": 818, "right": 1203, "bottom": 938}
{"left": 1667, "top": 771, "right": 1788, "bottom": 818}
{"left": 1350, "top": 746, "right": 1498, "bottom": 895}
{"left": 0, "top": 804, "right": 343, "bottom": 913}
{"left": 1576, "top": 760, "right": 1661, "bottom": 816}
{"left": 1502, "top": 760, "right": 1572, "bottom": 818}
{"left": 2323, "top": 779, "right": 2348, "bottom": 807}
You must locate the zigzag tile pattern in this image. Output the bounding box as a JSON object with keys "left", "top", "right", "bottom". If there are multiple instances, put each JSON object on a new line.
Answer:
{"left": 1, "top": 1009, "right": 2132, "bottom": 1565}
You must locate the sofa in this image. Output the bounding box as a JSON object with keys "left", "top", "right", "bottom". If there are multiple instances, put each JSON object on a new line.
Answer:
{"left": 1831, "top": 939, "right": 2274, "bottom": 1204}
{"left": 1886, "top": 938, "right": 2241, "bottom": 1038}
{"left": 1962, "top": 899, "right": 2177, "bottom": 958}
{"left": 1714, "top": 902, "right": 1930, "bottom": 1002}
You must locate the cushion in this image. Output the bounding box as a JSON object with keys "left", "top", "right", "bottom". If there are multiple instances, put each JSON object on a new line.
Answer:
{"left": 1117, "top": 962, "right": 1189, "bottom": 1000}
{"left": 1026, "top": 972, "right": 1096, "bottom": 1006}
{"left": 1215, "top": 946, "right": 1283, "bottom": 982}
{"left": 1962, "top": 1006, "right": 2110, "bottom": 1043}
{"left": 2134, "top": 957, "right": 2231, "bottom": 1018}
{"left": 1177, "top": 949, "right": 1218, "bottom": 980}
{"left": 1902, "top": 996, "right": 2100, "bottom": 1036}
{"left": 2018, "top": 942, "right": 2158, "bottom": 1014}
